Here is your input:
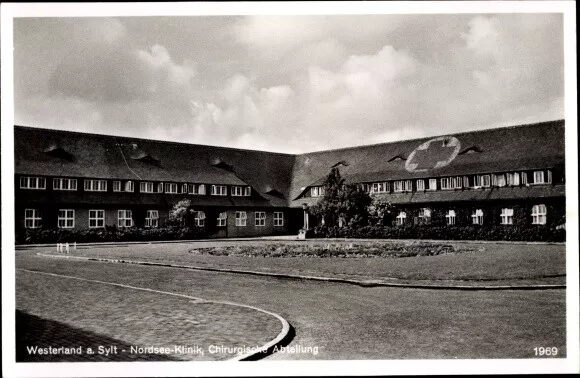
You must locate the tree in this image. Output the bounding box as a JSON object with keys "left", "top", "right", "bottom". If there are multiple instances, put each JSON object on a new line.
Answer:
{"left": 168, "top": 199, "right": 196, "bottom": 227}
{"left": 310, "top": 167, "right": 372, "bottom": 228}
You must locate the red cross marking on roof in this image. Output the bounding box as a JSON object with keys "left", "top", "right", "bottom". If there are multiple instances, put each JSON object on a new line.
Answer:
{"left": 405, "top": 137, "right": 461, "bottom": 172}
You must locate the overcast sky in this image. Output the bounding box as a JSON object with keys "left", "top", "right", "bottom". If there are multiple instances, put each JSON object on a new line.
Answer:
{"left": 13, "top": 13, "right": 564, "bottom": 153}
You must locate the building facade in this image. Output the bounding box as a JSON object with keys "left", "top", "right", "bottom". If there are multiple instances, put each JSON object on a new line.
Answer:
{"left": 14, "top": 120, "right": 565, "bottom": 238}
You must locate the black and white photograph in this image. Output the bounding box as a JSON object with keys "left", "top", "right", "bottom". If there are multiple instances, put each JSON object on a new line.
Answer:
{"left": 2, "top": 2, "right": 578, "bottom": 377}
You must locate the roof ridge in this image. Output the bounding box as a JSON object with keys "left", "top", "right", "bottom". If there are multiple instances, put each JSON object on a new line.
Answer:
{"left": 296, "top": 119, "right": 565, "bottom": 156}
{"left": 13, "top": 125, "right": 295, "bottom": 157}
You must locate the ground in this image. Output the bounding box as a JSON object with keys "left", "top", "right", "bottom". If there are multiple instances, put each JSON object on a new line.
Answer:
{"left": 14, "top": 240, "right": 567, "bottom": 361}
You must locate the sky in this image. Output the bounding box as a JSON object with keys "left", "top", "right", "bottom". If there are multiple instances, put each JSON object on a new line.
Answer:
{"left": 13, "top": 12, "right": 564, "bottom": 154}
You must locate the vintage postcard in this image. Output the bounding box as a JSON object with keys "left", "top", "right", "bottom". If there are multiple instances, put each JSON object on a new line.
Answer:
{"left": 2, "top": 2, "right": 578, "bottom": 377}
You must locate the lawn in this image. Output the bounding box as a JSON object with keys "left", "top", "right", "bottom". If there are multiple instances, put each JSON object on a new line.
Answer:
{"left": 29, "top": 240, "right": 566, "bottom": 285}
{"left": 15, "top": 253, "right": 567, "bottom": 359}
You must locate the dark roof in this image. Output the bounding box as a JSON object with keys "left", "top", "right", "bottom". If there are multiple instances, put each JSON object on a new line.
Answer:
{"left": 15, "top": 120, "right": 565, "bottom": 208}
{"left": 289, "top": 120, "right": 565, "bottom": 206}
{"left": 14, "top": 126, "right": 296, "bottom": 207}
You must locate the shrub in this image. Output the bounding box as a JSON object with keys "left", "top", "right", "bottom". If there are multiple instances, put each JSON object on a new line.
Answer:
{"left": 16, "top": 226, "right": 209, "bottom": 245}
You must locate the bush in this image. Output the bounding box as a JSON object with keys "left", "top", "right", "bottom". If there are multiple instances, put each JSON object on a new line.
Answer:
{"left": 312, "top": 224, "right": 566, "bottom": 242}
{"left": 16, "top": 225, "right": 209, "bottom": 245}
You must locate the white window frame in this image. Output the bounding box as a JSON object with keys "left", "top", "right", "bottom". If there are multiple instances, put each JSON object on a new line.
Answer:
{"left": 53, "top": 178, "right": 77, "bottom": 191}
{"left": 372, "top": 182, "right": 388, "bottom": 193}
{"left": 274, "top": 212, "right": 284, "bottom": 226}
{"left": 440, "top": 177, "right": 452, "bottom": 190}
{"left": 416, "top": 180, "right": 425, "bottom": 191}
{"left": 198, "top": 184, "right": 206, "bottom": 195}
{"left": 521, "top": 172, "right": 528, "bottom": 185}
{"left": 232, "top": 186, "right": 251, "bottom": 196}
{"left": 84, "top": 179, "right": 107, "bottom": 192}
{"left": 182, "top": 183, "right": 188, "bottom": 194}
{"left": 211, "top": 185, "right": 228, "bottom": 196}
{"left": 89, "top": 210, "right": 105, "bottom": 228}
{"left": 24, "top": 209, "right": 42, "bottom": 228}
{"left": 255, "top": 212, "right": 266, "bottom": 226}
{"left": 394, "top": 181, "right": 411, "bottom": 192}
{"left": 506, "top": 172, "right": 520, "bottom": 186}
{"left": 217, "top": 212, "right": 227, "bottom": 227}
{"left": 20, "top": 176, "right": 46, "bottom": 190}
{"left": 194, "top": 211, "right": 206, "bottom": 227}
{"left": 452, "top": 177, "right": 462, "bottom": 189}
{"left": 446, "top": 210, "right": 456, "bottom": 225}
{"left": 140, "top": 182, "right": 154, "bottom": 193}
{"left": 118, "top": 210, "right": 133, "bottom": 228}
{"left": 531, "top": 204, "right": 547, "bottom": 225}
{"left": 428, "top": 178, "right": 437, "bottom": 191}
{"left": 493, "top": 174, "right": 506, "bottom": 187}
{"left": 533, "top": 171, "right": 545, "bottom": 184}
{"left": 500, "top": 208, "right": 514, "bottom": 225}
{"left": 418, "top": 208, "right": 431, "bottom": 220}
{"left": 58, "top": 209, "right": 75, "bottom": 228}
{"left": 125, "top": 181, "right": 134, "bottom": 192}
{"left": 471, "top": 209, "right": 484, "bottom": 225}
{"left": 145, "top": 210, "right": 159, "bottom": 228}
{"left": 310, "top": 186, "right": 325, "bottom": 197}
{"left": 235, "top": 211, "right": 247, "bottom": 226}
{"left": 113, "top": 180, "right": 122, "bottom": 192}
{"left": 164, "top": 183, "right": 178, "bottom": 194}
{"left": 157, "top": 182, "right": 164, "bottom": 193}
{"left": 396, "top": 211, "right": 406, "bottom": 225}
{"left": 474, "top": 175, "right": 491, "bottom": 188}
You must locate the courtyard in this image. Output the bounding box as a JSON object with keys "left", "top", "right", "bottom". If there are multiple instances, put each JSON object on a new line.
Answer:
{"left": 15, "top": 239, "right": 567, "bottom": 360}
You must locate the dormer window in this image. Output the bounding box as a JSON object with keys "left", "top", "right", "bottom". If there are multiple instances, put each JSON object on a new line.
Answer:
{"left": 164, "top": 183, "right": 178, "bottom": 194}
{"left": 310, "top": 186, "right": 325, "bottom": 197}
{"left": 84, "top": 179, "right": 107, "bottom": 192}
{"left": 211, "top": 185, "right": 227, "bottom": 196}
{"left": 20, "top": 176, "right": 46, "bottom": 190}
{"left": 140, "top": 182, "right": 154, "bottom": 193}
{"left": 232, "top": 186, "right": 251, "bottom": 196}
{"left": 53, "top": 178, "right": 77, "bottom": 191}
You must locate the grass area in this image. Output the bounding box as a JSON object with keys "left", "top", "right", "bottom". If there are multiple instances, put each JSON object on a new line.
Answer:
{"left": 189, "top": 242, "right": 477, "bottom": 258}
{"left": 16, "top": 269, "right": 282, "bottom": 361}
{"left": 16, "top": 253, "right": 567, "bottom": 359}
{"left": 31, "top": 240, "right": 567, "bottom": 283}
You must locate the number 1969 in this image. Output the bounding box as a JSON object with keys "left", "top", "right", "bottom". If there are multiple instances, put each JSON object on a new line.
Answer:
{"left": 534, "top": 347, "right": 558, "bottom": 357}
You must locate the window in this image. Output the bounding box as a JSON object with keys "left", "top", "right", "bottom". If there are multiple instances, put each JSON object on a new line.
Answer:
{"left": 113, "top": 181, "right": 122, "bottom": 192}
{"left": 493, "top": 174, "right": 506, "bottom": 187}
{"left": 140, "top": 182, "right": 154, "bottom": 193}
{"left": 145, "top": 210, "right": 159, "bottom": 228}
{"left": 531, "top": 204, "right": 547, "bottom": 225}
{"left": 533, "top": 171, "right": 545, "bottom": 184}
{"left": 416, "top": 180, "right": 425, "bottom": 191}
{"left": 501, "top": 208, "right": 514, "bottom": 225}
{"left": 255, "top": 212, "right": 266, "bottom": 226}
{"left": 452, "top": 177, "right": 462, "bottom": 189}
{"left": 125, "top": 181, "right": 134, "bottom": 192}
{"left": 506, "top": 172, "right": 520, "bottom": 186}
{"left": 211, "top": 185, "right": 227, "bottom": 196}
{"left": 84, "top": 179, "right": 107, "bottom": 192}
{"left": 20, "top": 176, "right": 46, "bottom": 190}
{"left": 394, "top": 180, "right": 412, "bottom": 192}
{"left": 521, "top": 172, "right": 528, "bottom": 185}
{"left": 235, "top": 211, "right": 247, "bottom": 226}
{"left": 24, "top": 209, "right": 42, "bottom": 228}
{"left": 474, "top": 175, "right": 491, "bottom": 188}
{"left": 310, "top": 186, "right": 325, "bottom": 197}
{"left": 372, "top": 182, "right": 388, "bottom": 193}
{"left": 232, "top": 186, "right": 251, "bottom": 196}
{"left": 182, "top": 183, "right": 188, "bottom": 194}
{"left": 157, "top": 183, "right": 164, "bottom": 193}
{"left": 89, "top": 210, "right": 105, "bottom": 228}
{"left": 53, "top": 178, "right": 77, "bottom": 191}
{"left": 274, "top": 212, "right": 284, "bottom": 226}
{"left": 360, "top": 183, "right": 371, "bottom": 193}
{"left": 58, "top": 209, "right": 75, "bottom": 229}
{"left": 396, "top": 211, "right": 406, "bottom": 225}
{"left": 164, "top": 183, "right": 178, "bottom": 194}
{"left": 547, "top": 170, "right": 552, "bottom": 183}
{"left": 428, "top": 179, "right": 437, "bottom": 191}
{"left": 217, "top": 212, "right": 227, "bottom": 227}
{"left": 471, "top": 209, "right": 484, "bottom": 225}
{"left": 194, "top": 211, "right": 206, "bottom": 227}
{"left": 440, "top": 177, "right": 452, "bottom": 190}
{"left": 463, "top": 176, "right": 470, "bottom": 188}
{"left": 198, "top": 184, "right": 206, "bottom": 195}
{"left": 446, "top": 210, "right": 456, "bottom": 225}
{"left": 418, "top": 208, "right": 431, "bottom": 223}
{"left": 187, "top": 184, "right": 206, "bottom": 195}
{"left": 118, "top": 210, "right": 133, "bottom": 228}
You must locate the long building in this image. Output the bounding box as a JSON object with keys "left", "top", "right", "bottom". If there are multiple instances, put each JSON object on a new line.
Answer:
{"left": 14, "top": 120, "right": 566, "bottom": 237}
